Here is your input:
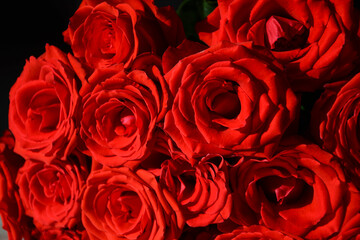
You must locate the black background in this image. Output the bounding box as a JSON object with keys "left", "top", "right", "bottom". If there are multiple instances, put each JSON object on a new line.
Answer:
{"left": 0, "top": 0, "right": 179, "bottom": 133}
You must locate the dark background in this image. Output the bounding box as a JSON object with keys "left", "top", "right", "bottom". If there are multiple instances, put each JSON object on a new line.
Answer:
{"left": 0, "top": 0, "right": 179, "bottom": 133}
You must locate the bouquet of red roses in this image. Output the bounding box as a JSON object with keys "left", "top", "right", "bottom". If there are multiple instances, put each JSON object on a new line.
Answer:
{"left": 1, "top": 0, "right": 360, "bottom": 239}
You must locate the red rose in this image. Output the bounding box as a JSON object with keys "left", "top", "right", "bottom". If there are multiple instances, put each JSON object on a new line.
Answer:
{"left": 8, "top": 45, "right": 82, "bottom": 163}
{"left": 81, "top": 167, "right": 184, "bottom": 240}
{"left": 80, "top": 65, "right": 168, "bottom": 168}
{"left": 39, "top": 229, "right": 89, "bottom": 240}
{"left": 214, "top": 225, "right": 301, "bottom": 240}
{"left": 162, "top": 40, "right": 208, "bottom": 74}
{"left": 160, "top": 154, "right": 232, "bottom": 227}
{"left": 311, "top": 73, "right": 360, "bottom": 188}
{"left": 229, "top": 138, "right": 360, "bottom": 239}
{"left": 64, "top": 0, "right": 184, "bottom": 69}
{"left": 329, "top": 184, "right": 360, "bottom": 240}
{"left": 0, "top": 131, "right": 32, "bottom": 240}
{"left": 130, "top": 53, "right": 163, "bottom": 75}
{"left": 163, "top": 41, "right": 298, "bottom": 160}
{"left": 197, "top": 0, "right": 360, "bottom": 92}
{"left": 16, "top": 153, "right": 88, "bottom": 231}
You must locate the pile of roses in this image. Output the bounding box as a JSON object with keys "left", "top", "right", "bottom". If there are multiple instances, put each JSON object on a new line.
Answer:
{"left": 1, "top": 0, "right": 360, "bottom": 239}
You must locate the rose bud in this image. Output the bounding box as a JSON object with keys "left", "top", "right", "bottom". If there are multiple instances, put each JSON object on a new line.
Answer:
{"left": 81, "top": 167, "right": 184, "bottom": 240}
{"left": 214, "top": 225, "right": 302, "bottom": 240}
{"left": 64, "top": 0, "right": 185, "bottom": 70}
{"left": 311, "top": 73, "right": 360, "bottom": 189}
{"left": 8, "top": 45, "right": 82, "bottom": 163}
{"left": 229, "top": 138, "right": 360, "bottom": 239}
{"left": 80, "top": 65, "right": 168, "bottom": 168}
{"left": 197, "top": 0, "right": 360, "bottom": 92}
{"left": 0, "top": 131, "right": 32, "bottom": 240}
{"left": 163, "top": 41, "right": 298, "bottom": 161}
{"left": 160, "top": 154, "right": 232, "bottom": 227}
{"left": 16, "top": 152, "right": 88, "bottom": 231}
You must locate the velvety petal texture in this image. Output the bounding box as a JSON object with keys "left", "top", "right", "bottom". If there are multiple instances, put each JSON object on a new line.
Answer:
{"left": 197, "top": 0, "right": 360, "bottom": 91}
{"left": 80, "top": 65, "right": 168, "bottom": 168}
{"left": 8, "top": 45, "right": 82, "bottom": 163}
{"left": 16, "top": 153, "right": 88, "bottom": 231}
{"left": 214, "top": 225, "right": 301, "bottom": 240}
{"left": 160, "top": 154, "right": 232, "bottom": 227}
{"left": 163, "top": 41, "right": 298, "bottom": 161}
{"left": 64, "top": 0, "right": 185, "bottom": 70}
{"left": 229, "top": 138, "right": 360, "bottom": 239}
{"left": 3, "top": 0, "right": 360, "bottom": 239}
{"left": 81, "top": 166, "right": 184, "bottom": 240}
{"left": 39, "top": 228, "right": 89, "bottom": 240}
{"left": 0, "top": 131, "right": 32, "bottom": 240}
{"left": 311, "top": 73, "right": 360, "bottom": 189}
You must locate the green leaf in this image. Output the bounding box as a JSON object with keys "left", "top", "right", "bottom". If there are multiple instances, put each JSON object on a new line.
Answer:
{"left": 176, "top": 0, "right": 200, "bottom": 40}
{"left": 176, "top": 0, "right": 218, "bottom": 41}
{"left": 202, "top": 0, "right": 217, "bottom": 19}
